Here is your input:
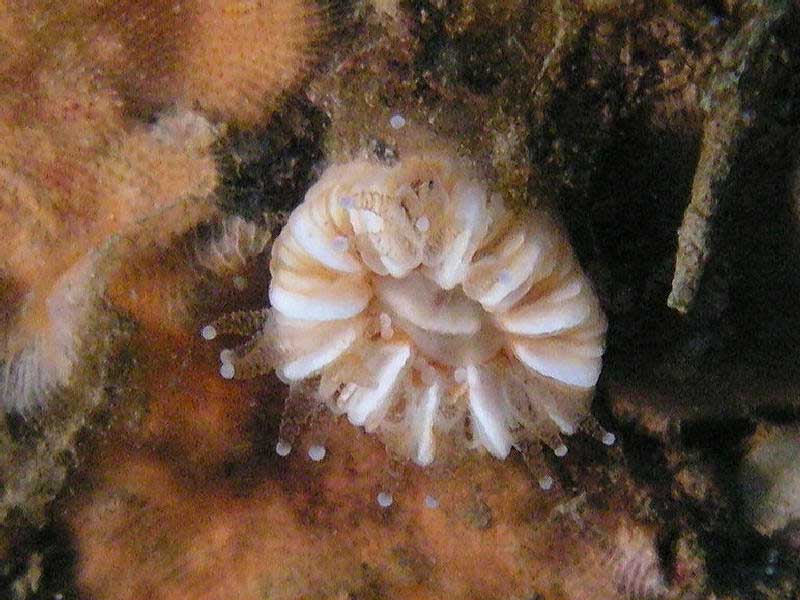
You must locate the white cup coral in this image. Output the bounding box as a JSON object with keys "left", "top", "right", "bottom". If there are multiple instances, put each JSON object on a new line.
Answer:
{"left": 207, "top": 153, "right": 608, "bottom": 465}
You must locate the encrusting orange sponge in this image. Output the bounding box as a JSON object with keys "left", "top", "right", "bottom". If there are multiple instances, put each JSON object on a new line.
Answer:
{"left": 167, "top": 0, "right": 325, "bottom": 124}
{"left": 0, "top": 108, "right": 220, "bottom": 413}
{"left": 92, "top": 0, "right": 326, "bottom": 124}
{"left": 0, "top": 0, "right": 326, "bottom": 412}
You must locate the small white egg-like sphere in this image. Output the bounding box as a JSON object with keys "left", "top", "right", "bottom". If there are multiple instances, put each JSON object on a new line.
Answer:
{"left": 308, "top": 444, "right": 326, "bottom": 462}
{"left": 424, "top": 494, "right": 439, "bottom": 509}
{"left": 377, "top": 491, "right": 394, "bottom": 508}
{"left": 217, "top": 152, "right": 607, "bottom": 465}
{"left": 275, "top": 440, "right": 292, "bottom": 457}
{"left": 390, "top": 114, "right": 406, "bottom": 129}
{"left": 219, "top": 362, "right": 235, "bottom": 379}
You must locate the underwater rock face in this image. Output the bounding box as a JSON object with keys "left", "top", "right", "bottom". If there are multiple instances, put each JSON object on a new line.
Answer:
{"left": 740, "top": 425, "right": 800, "bottom": 539}
{"left": 212, "top": 152, "right": 608, "bottom": 465}
{"left": 3, "top": 0, "right": 800, "bottom": 599}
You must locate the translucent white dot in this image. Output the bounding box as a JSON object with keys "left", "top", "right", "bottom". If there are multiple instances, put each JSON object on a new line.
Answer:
{"left": 275, "top": 440, "right": 292, "bottom": 457}
{"left": 377, "top": 491, "right": 394, "bottom": 507}
{"left": 454, "top": 368, "right": 467, "bottom": 384}
{"left": 560, "top": 422, "right": 577, "bottom": 436}
{"left": 331, "top": 236, "right": 349, "bottom": 252}
{"left": 424, "top": 494, "right": 439, "bottom": 509}
{"left": 602, "top": 431, "right": 616, "bottom": 446}
{"left": 389, "top": 114, "right": 406, "bottom": 129}
{"left": 220, "top": 362, "right": 235, "bottom": 379}
{"left": 308, "top": 445, "right": 326, "bottom": 462}
{"left": 219, "top": 348, "right": 234, "bottom": 363}
{"left": 339, "top": 196, "right": 356, "bottom": 209}
{"left": 538, "top": 475, "right": 554, "bottom": 491}
{"left": 415, "top": 216, "right": 430, "bottom": 232}
{"left": 767, "top": 548, "right": 780, "bottom": 564}
{"left": 554, "top": 444, "right": 568, "bottom": 457}
{"left": 232, "top": 275, "right": 248, "bottom": 291}
{"left": 497, "top": 270, "right": 513, "bottom": 286}
{"left": 362, "top": 210, "right": 383, "bottom": 233}
{"left": 200, "top": 325, "right": 217, "bottom": 340}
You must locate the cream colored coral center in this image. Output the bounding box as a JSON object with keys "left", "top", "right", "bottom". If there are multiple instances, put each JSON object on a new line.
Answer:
{"left": 373, "top": 271, "right": 503, "bottom": 368}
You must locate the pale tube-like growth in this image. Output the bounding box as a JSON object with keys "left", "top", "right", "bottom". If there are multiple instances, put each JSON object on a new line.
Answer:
{"left": 217, "top": 153, "right": 607, "bottom": 465}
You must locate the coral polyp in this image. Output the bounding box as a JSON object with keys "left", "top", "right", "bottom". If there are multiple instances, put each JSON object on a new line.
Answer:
{"left": 211, "top": 152, "right": 607, "bottom": 465}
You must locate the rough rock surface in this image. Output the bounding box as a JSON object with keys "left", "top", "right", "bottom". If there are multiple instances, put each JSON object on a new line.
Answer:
{"left": 1, "top": 1, "right": 800, "bottom": 599}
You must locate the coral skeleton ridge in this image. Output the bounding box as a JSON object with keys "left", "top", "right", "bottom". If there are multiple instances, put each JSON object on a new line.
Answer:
{"left": 211, "top": 152, "right": 608, "bottom": 465}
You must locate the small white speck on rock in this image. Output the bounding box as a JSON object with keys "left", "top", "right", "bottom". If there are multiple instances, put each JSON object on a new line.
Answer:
{"left": 538, "top": 475, "right": 554, "bottom": 491}
{"left": 560, "top": 422, "right": 577, "bottom": 436}
{"left": 602, "top": 431, "right": 616, "bottom": 446}
{"left": 424, "top": 494, "right": 439, "bottom": 509}
{"left": 415, "top": 216, "right": 430, "bottom": 232}
{"left": 308, "top": 445, "right": 326, "bottom": 462}
{"left": 275, "top": 440, "right": 292, "bottom": 457}
{"left": 220, "top": 362, "right": 235, "bottom": 379}
{"left": 201, "top": 325, "right": 217, "bottom": 340}
{"left": 377, "top": 491, "right": 394, "bottom": 507}
{"left": 389, "top": 114, "right": 406, "bottom": 129}
{"left": 554, "top": 444, "right": 568, "bottom": 457}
